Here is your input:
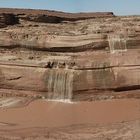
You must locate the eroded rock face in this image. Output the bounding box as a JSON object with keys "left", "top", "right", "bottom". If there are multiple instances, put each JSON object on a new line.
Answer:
{"left": 0, "top": 8, "right": 114, "bottom": 23}
{"left": 0, "top": 8, "right": 140, "bottom": 101}
{"left": 0, "top": 13, "right": 19, "bottom": 28}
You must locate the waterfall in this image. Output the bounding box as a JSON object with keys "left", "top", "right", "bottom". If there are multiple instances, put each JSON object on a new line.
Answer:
{"left": 108, "top": 34, "right": 127, "bottom": 53}
{"left": 47, "top": 69, "right": 74, "bottom": 101}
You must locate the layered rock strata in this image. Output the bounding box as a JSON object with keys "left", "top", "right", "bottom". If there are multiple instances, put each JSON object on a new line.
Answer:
{"left": 0, "top": 8, "right": 140, "bottom": 101}
{"left": 0, "top": 13, "right": 19, "bottom": 28}
{"left": 0, "top": 8, "right": 114, "bottom": 23}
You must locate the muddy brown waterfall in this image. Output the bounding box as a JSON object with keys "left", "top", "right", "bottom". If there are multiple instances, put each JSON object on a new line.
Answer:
{"left": 108, "top": 34, "right": 127, "bottom": 53}
{"left": 46, "top": 69, "right": 74, "bottom": 100}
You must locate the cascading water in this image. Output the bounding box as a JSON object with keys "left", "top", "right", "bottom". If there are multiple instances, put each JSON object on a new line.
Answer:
{"left": 46, "top": 68, "right": 74, "bottom": 101}
{"left": 108, "top": 34, "right": 127, "bottom": 53}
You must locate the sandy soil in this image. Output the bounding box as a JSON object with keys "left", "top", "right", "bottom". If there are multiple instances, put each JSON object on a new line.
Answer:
{"left": 0, "top": 99, "right": 139, "bottom": 139}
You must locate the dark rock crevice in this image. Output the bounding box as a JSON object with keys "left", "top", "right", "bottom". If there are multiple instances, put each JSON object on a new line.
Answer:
{"left": 0, "top": 13, "right": 19, "bottom": 28}
{"left": 74, "top": 85, "right": 140, "bottom": 94}
{"left": 113, "top": 85, "right": 140, "bottom": 92}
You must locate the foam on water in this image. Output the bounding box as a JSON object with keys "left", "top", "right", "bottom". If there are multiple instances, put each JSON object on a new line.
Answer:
{"left": 45, "top": 99, "right": 75, "bottom": 104}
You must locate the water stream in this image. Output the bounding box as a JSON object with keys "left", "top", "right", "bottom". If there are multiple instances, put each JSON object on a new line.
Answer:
{"left": 108, "top": 34, "right": 127, "bottom": 53}
{"left": 47, "top": 69, "right": 74, "bottom": 101}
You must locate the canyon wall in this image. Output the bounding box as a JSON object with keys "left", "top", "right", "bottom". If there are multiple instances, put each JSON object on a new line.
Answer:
{"left": 0, "top": 8, "right": 140, "bottom": 101}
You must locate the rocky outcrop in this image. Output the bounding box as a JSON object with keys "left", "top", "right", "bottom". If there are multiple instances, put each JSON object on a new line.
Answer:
{"left": 0, "top": 13, "right": 19, "bottom": 28}
{"left": 0, "top": 8, "right": 114, "bottom": 23}
{"left": 0, "top": 8, "right": 140, "bottom": 101}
